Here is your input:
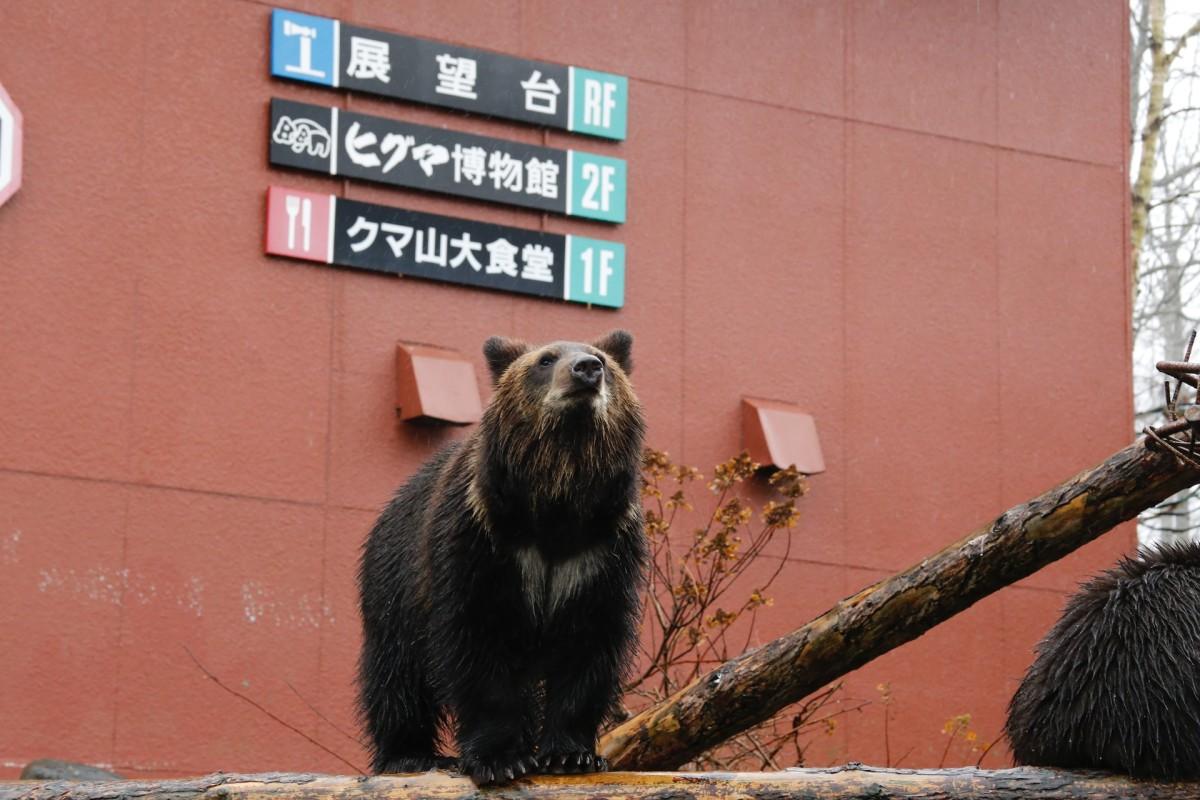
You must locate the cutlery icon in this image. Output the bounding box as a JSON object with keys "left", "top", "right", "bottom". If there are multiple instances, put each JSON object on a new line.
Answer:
{"left": 302, "top": 198, "right": 312, "bottom": 252}
{"left": 285, "top": 194, "right": 300, "bottom": 250}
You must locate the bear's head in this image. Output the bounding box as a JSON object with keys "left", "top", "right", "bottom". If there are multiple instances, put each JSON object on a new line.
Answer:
{"left": 482, "top": 331, "right": 638, "bottom": 427}
{"left": 474, "top": 331, "right": 645, "bottom": 512}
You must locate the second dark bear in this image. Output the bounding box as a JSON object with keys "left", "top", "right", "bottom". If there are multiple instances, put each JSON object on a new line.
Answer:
{"left": 358, "top": 331, "right": 646, "bottom": 785}
{"left": 1006, "top": 539, "right": 1200, "bottom": 779}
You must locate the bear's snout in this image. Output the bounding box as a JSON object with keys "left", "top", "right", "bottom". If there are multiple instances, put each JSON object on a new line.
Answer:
{"left": 570, "top": 355, "right": 604, "bottom": 388}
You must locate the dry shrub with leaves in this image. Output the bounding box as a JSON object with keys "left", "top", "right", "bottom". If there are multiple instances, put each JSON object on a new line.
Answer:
{"left": 614, "top": 448, "right": 864, "bottom": 770}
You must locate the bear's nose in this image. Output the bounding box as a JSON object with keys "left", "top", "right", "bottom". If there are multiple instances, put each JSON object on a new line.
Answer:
{"left": 570, "top": 355, "right": 604, "bottom": 387}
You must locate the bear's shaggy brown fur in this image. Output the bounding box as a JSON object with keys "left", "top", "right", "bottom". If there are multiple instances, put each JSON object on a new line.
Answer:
{"left": 1006, "top": 539, "right": 1200, "bottom": 779}
{"left": 358, "top": 331, "right": 645, "bottom": 785}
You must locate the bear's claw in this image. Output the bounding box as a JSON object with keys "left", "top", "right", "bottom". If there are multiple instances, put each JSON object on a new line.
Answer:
{"left": 537, "top": 749, "right": 607, "bottom": 774}
{"left": 460, "top": 753, "right": 537, "bottom": 786}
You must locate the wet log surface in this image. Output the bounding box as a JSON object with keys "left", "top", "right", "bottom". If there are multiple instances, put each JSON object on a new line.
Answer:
{"left": 599, "top": 438, "right": 1200, "bottom": 770}
{"left": 4, "top": 766, "right": 1199, "bottom": 800}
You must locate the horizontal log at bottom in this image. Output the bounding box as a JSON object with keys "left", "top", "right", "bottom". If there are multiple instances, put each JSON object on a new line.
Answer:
{"left": 3, "top": 766, "right": 1199, "bottom": 800}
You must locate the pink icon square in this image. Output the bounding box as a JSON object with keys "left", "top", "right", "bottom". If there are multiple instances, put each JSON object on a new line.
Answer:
{"left": 265, "top": 186, "right": 333, "bottom": 263}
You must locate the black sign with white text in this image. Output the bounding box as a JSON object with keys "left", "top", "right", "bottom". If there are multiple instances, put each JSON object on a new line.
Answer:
{"left": 268, "top": 98, "right": 627, "bottom": 222}
{"left": 265, "top": 186, "right": 626, "bottom": 307}
{"left": 270, "top": 8, "right": 628, "bottom": 140}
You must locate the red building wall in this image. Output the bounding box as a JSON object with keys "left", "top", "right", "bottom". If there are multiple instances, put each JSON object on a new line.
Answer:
{"left": 0, "top": 0, "right": 1131, "bottom": 777}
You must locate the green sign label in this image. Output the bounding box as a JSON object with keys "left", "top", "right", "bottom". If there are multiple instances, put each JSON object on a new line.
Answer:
{"left": 568, "top": 151, "right": 627, "bottom": 223}
{"left": 570, "top": 68, "right": 628, "bottom": 140}
{"left": 566, "top": 235, "right": 625, "bottom": 308}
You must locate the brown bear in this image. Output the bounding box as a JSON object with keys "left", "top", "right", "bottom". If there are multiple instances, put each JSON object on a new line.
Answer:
{"left": 357, "top": 331, "right": 646, "bottom": 785}
{"left": 1006, "top": 539, "right": 1200, "bottom": 779}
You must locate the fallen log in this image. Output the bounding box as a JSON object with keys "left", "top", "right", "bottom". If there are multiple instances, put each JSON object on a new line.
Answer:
{"left": 600, "top": 437, "right": 1200, "bottom": 770}
{"left": 3, "top": 767, "right": 1198, "bottom": 800}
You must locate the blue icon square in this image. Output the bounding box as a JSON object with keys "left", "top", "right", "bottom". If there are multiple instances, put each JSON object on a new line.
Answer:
{"left": 271, "top": 9, "right": 337, "bottom": 87}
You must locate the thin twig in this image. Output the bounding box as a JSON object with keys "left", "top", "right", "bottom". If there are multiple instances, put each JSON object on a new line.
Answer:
{"left": 975, "top": 737, "right": 1000, "bottom": 768}
{"left": 285, "top": 681, "right": 366, "bottom": 750}
{"left": 183, "top": 646, "right": 366, "bottom": 775}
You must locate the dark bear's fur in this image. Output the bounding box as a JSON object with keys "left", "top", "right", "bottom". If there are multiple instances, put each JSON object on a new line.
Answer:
{"left": 1006, "top": 539, "right": 1200, "bottom": 779}
{"left": 357, "top": 331, "right": 646, "bottom": 785}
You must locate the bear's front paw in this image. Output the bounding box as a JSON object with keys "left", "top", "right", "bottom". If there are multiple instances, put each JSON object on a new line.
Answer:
{"left": 458, "top": 752, "right": 538, "bottom": 786}
{"left": 537, "top": 748, "right": 608, "bottom": 774}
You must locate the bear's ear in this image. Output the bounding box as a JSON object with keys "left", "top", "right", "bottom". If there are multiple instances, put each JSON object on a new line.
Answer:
{"left": 483, "top": 336, "right": 530, "bottom": 384}
{"left": 593, "top": 329, "right": 633, "bottom": 374}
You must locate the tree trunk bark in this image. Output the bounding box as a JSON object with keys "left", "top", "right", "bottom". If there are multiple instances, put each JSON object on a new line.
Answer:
{"left": 599, "top": 438, "right": 1200, "bottom": 770}
{"left": 1131, "top": 0, "right": 1167, "bottom": 290}
{"left": 5, "top": 767, "right": 1199, "bottom": 800}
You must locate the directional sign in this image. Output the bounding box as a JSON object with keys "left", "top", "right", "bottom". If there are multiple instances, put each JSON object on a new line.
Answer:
{"left": 0, "top": 82, "right": 23, "bottom": 208}
{"left": 269, "top": 98, "right": 627, "bottom": 223}
{"left": 265, "top": 186, "right": 625, "bottom": 308}
{"left": 270, "top": 8, "right": 628, "bottom": 141}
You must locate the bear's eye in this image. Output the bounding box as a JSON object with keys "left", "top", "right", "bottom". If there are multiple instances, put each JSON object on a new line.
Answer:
{"left": 538, "top": 354, "right": 556, "bottom": 367}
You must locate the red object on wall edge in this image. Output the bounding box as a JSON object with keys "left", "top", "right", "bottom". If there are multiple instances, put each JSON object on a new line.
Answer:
{"left": 0, "top": 82, "right": 23, "bottom": 209}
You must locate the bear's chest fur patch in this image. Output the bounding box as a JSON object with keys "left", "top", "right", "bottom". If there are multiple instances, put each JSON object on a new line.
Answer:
{"left": 514, "top": 544, "right": 607, "bottom": 620}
